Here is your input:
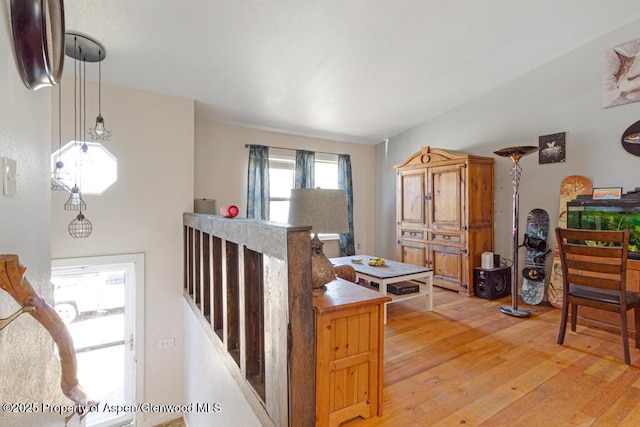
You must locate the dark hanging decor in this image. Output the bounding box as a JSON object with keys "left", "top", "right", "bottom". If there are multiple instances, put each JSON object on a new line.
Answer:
{"left": 621, "top": 119, "right": 640, "bottom": 157}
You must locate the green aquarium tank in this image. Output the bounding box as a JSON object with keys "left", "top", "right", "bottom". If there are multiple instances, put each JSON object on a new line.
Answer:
{"left": 567, "top": 195, "right": 640, "bottom": 260}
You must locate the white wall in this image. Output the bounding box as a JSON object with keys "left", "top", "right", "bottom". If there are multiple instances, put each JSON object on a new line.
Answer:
{"left": 194, "top": 121, "right": 378, "bottom": 256}
{"left": 376, "top": 18, "right": 640, "bottom": 282}
{"left": 0, "top": 5, "right": 71, "bottom": 426}
{"left": 183, "top": 304, "right": 261, "bottom": 427}
{"left": 50, "top": 79, "right": 194, "bottom": 426}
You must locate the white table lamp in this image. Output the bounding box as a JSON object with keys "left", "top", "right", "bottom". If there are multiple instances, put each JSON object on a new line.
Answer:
{"left": 288, "top": 188, "right": 349, "bottom": 290}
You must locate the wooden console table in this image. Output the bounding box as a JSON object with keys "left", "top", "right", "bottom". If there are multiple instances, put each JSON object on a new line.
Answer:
{"left": 313, "top": 278, "right": 391, "bottom": 427}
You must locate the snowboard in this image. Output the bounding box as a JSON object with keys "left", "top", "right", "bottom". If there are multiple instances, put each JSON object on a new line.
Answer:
{"left": 547, "top": 175, "right": 593, "bottom": 308}
{"left": 521, "top": 208, "right": 550, "bottom": 305}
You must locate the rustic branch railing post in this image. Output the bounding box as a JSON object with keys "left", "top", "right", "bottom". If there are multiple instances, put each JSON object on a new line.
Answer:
{"left": 0, "top": 255, "right": 90, "bottom": 408}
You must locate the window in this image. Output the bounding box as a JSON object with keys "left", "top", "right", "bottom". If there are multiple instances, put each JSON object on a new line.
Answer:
{"left": 268, "top": 149, "right": 339, "bottom": 226}
{"left": 268, "top": 153, "right": 295, "bottom": 224}
{"left": 51, "top": 141, "right": 117, "bottom": 194}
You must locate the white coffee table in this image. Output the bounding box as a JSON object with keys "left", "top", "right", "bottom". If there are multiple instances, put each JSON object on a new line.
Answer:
{"left": 331, "top": 255, "right": 434, "bottom": 323}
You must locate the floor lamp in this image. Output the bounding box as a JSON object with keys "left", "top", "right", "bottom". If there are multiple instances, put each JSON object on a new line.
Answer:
{"left": 494, "top": 146, "right": 538, "bottom": 318}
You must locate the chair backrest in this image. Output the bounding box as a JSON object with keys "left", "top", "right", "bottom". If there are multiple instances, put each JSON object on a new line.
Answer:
{"left": 555, "top": 228, "right": 629, "bottom": 304}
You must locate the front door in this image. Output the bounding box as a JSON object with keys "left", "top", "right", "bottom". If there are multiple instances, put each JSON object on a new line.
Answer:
{"left": 52, "top": 254, "right": 143, "bottom": 427}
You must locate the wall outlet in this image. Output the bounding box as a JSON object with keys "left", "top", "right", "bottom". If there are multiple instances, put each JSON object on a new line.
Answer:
{"left": 159, "top": 338, "right": 175, "bottom": 349}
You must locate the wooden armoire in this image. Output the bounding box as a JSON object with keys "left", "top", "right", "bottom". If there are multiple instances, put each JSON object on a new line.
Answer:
{"left": 395, "top": 146, "right": 494, "bottom": 296}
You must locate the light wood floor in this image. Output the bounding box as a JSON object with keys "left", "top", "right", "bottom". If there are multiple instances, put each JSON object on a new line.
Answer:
{"left": 343, "top": 288, "right": 640, "bottom": 427}
{"left": 152, "top": 417, "right": 185, "bottom": 427}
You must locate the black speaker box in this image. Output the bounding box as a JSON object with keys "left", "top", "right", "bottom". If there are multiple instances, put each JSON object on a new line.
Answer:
{"left": 474, "top": 267, "right": 511, "bottom": 300}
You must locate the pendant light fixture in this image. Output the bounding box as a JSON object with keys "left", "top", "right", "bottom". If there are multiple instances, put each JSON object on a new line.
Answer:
{"left": 80, "top": 58, "right": 89, "bottom": 156}
{"left": 60, "top": 31, "right": 109, "bottom": 238}
{"left": 51, "top": 82, "right": 70, "bottom": 191}
{"left": 64, "top": 184, "right": 87, "bottom": 211}
{"left": 68, "top": 210, "right": 93, "bottom": 238}
{"left": 64, "top": 36, "right": 87, "bottom": 213}
{"left": 87, "top": 47, "right": 111, "bottom": 142}
{"left": 63, "top": 32, "right": 106, "bottom": 239}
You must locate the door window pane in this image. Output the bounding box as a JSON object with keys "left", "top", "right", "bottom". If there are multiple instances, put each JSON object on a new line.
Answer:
{"left": 52, "top": 258, "right": 138, "bottom": 427}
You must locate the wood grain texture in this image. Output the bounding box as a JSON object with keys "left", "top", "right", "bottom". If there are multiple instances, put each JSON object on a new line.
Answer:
{"left": 341, "top": 287, "right": 640, "bottom": 426}
{"left": 314, "top": 280, "right": 390, "bottom": 426}
{"left": 286, "top": 229, "right": 316, "bottom": 427}
{"left": 184, "top": 215, "right": 315, "bottom": 427}
{"left": 395, "top": 147, "right": 494, "bottom": 296}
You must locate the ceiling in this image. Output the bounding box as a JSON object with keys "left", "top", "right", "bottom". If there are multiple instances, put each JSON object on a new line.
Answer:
{"left": 63, "top": 0, "right": 640, "bottom": 144}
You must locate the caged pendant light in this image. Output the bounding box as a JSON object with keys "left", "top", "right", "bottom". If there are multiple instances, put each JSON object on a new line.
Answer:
{"left": 68, "top": 210, "right": 93, "bottom": 238}
{"left": 64, "top": 36, "right": 87, "bottom": 213}
{"left": 51, "top": 82, "right": 70, "bottom": 191}
{"left": 64, "top": 184, "right": 86, "bottom": 211}
{"left": 87, "top": 47, "right": 111, "bottom": 142}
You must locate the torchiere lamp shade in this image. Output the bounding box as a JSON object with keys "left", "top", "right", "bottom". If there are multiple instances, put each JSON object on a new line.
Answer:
{"left": 494, "top": 145, "right": 538, "bottom": 318}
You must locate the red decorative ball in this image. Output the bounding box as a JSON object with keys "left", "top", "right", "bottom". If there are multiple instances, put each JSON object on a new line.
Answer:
{"left": 220, "top": 205, "right": 239, "bottom": 218}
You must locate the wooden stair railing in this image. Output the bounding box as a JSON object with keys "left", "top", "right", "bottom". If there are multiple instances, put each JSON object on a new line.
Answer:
{"left": 183, "top": 213, "right": 315, "bottom": 426}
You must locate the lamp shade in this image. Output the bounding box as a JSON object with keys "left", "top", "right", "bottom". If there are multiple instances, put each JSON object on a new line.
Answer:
{"left": 288, "top": 189, "right": 349, "bottom": 234}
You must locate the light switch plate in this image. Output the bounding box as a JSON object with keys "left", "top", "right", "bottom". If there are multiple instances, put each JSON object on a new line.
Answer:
{"left": 2, "top": 157, "right": 17, "bottom": 196}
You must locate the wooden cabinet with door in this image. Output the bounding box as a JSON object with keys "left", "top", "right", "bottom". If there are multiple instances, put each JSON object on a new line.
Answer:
{"left": 396, "top": 146, "right": 494, "bottom": 296}
{"left": 313, "top": 278, "right": 391, "bottom": 427}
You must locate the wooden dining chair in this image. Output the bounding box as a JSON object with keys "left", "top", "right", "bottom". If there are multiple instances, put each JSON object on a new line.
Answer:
{"left": 555, "top": 227, "right": 640, "bottom": 364}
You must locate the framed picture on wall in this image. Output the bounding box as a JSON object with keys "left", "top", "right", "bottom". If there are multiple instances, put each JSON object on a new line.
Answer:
{"left": 592, "top": 187, "right": 622, "bottom": 200}
{"left": 538, "top": 132, "right": 566, "bottom": 164}
{"left": 603, "top": 39, "right": 640, "bottom": 108}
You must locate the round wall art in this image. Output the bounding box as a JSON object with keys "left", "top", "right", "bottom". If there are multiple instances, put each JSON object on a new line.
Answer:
{"left": 621, "top": 119, "right": 640, "bottom": 157}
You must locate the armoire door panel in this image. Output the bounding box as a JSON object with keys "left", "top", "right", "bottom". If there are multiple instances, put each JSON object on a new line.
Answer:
{"left": 398, "top": 171, "right": 426, "bottom": 226}
{"left": 430, "top": 245, "right": 463, "bottom": 290}
{"left": 429, "top": 165, "right": 462, "bottom": 230}
{"left": 398, "top": 242, "right": 426, "bottom": 267}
